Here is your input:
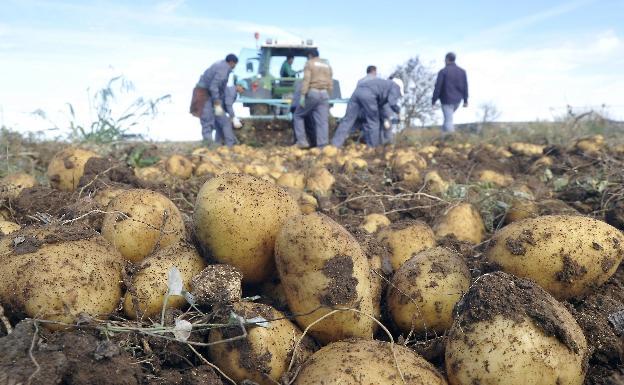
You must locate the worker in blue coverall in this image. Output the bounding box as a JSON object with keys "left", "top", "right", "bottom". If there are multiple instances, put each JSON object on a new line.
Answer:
{"left": 191, "top": 54, "right": 238, "bottom": 143}
{"left": 331, "top": 75, "right": 401, "bottom": 147}
{"left": 291, "top": 80, "right": 318, "bottom": 146}
{"left": 214, "top": 78, "right": 248, "bottom": 147}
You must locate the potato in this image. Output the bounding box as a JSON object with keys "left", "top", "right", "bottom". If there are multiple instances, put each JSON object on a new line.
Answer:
{"left": 194, "top": 162, "right": 240, "bottom": 177}
{"left": 165, "top": 154, "right": 193, "bottom": 179}
{"left": 295, "top": 339, "right": 447, "bottom": 385}
{"left": 486, "top": 215, "right": 624, "bottom": 299}
{"left": 425, "top": 171, "right": 449, "bottom": 195}
{"left": 351, "top": 229, "right": 388, "bottom": 320}
{"left": 434, "top": 203, "right": 485, "bottom": 244}
{"left": 359, "top": 213, "right": 390, "bottom": 234}
{"left": 305, "top": 168, "right": 335, "bottom": 196}
{"left": 194, "top": 173, "right": 300, "bottom": 283}
{"left": 275, "top": 213, "right": 375, "bottom": 344}
{"left": 387, "top": 247, "right": 470, "bottom": 334}
{"left": 123, "top": 242, "right": 205, "bottom": 319}
{"left": 446, "top": 271, "right": 588, "bottom": 385}
{"left": 93, "top": 187, "right": 126, "bottom": 208}
{"left": 509, "top": 142, "right": 544, "bottom": 156}
{"left": 0, "top": 220, "right": 20, "bottom": 235}
{"left": 101, "top": 189, "right": 186, "bottom": 262}
{"left": 397, "top": 162, "right": 422, "bottom": 186}
{"left": 0, "top": 225, "right": 123, "bottom": 329}
{"left": 277, "top": 172, "right": 305, "bottom": 190}
{"left": 134, "top": 166, "right": 166, "bottom": 182}
{"left": 0, "top": 173, "right": 37, "bottom": 200}
{"left": 504, "top": 198, "right": 539, "bottom": 224}
{"left": 47, "top": 147, "right": 97, "bottom": 191}
{"left": 476, "top": 169, "right": 513, "bottom": 186}
{"left": 209, "top": 301, "right": 313, "bottom": 385}
{"left": 284, "top": 187, "right": 318, "bottom": 214}
{"left": 377, "top": 220, "right": 436, "bottom": 271}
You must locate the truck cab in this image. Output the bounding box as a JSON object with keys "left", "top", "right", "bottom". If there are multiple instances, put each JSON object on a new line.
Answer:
{"left": 234, "top": 39, "right": 342, "bottom": 116}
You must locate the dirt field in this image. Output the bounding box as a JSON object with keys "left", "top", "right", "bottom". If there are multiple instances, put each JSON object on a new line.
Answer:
{"left": 0, "top": 121, "right": 623, "bottom": 384}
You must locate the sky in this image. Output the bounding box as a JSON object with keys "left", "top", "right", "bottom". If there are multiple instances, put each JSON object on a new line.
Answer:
{"left": 0, "top": 0, "right": 623, "bottom": 141}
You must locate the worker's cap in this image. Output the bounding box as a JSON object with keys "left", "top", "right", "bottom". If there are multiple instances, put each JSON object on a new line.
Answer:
{"left": 236, "top": 80, "right": 249, "bottom": 90}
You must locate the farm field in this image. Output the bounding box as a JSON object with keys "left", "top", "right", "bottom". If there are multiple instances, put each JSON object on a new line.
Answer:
{"left": 0, "top": 121, "right": 623, "bottom": 385}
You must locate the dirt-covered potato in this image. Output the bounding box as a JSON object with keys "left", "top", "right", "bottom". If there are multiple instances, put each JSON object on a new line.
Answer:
{"left": 424, "top": 171, "right": 449, "bottom": 195}
{"left": 194, "top": 173, "right": 301, "bottom": 283}
{"left": 275, "top": 213, "right": 375, "bottom": 344}
{"left": 377, "top": 220, "right": 436, "bottom": 271}
{"left": 101, "top": 189, "right": 186, "bottom": 262}
{"left": 359, "top": 213, "right": 391, "bottom": 234}
{"left": 134, "top": 166, "right": 166, "bottom": 182}
{"left": 209, "top": 301, "right": 313, "bottom": 385}
{"left": 0, "top": 220, "right": 20, "bottom": 235}
{"left": 47, "top": 147, "right": 98, "bottom": 191}
{"left": 123, "top": 242, "right": 205, "bottom": 319}
{"left": 277, "top": 172, "right": 305, "bottom": 190}
{"left": 434, "top": 203, "right": 485, "bottom": 244}
{"left": 476, "top": 169, "right": 513, "bottom": 186}
{"left": 486, "top": 215, "right": 624, "bottom": 299}
{"left": 504, "top": 198, "right": 539, "bottom": 224}
{"left": 0, "top": 225, "right": 123, "bottom": 329}
{"left": 0, "top": 173, "right": 37, "bottom": 200}
{"left": 165, "top": 154, "right": 193, "bottom": 179}
{"left": 446, "top": 271, "right": 588, "bottom": 385}
{"left": 284, "top": 187, "right": 318, "bottom": 214}
{"left": 295, "top": 339, "right": 447, "bottom": 385}
{"left": 387, "top": 247, "right": 470, "bottom": 334}
{"left": 93, "top": 187, "right": 126, "bottom": 208}
{"left": 305, "top": 168, "right": 335, "bottom": 196}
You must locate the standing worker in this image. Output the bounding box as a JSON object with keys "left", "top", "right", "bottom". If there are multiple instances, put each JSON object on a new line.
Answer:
{"left": 280, "top": 55, "right": 297, "bottom": 78}
{"left": 190, "top": 53, "right": 238, "bottom": 143}
{"left": 214, "top": 78, "right": 247, "bottom": 147}
{"left": 331, "top": 76, "right": 400, "bottom": 148}
{"left": 293, "top": 49, "right": 333, "bottom": 148}
{"left": 432, "top": 52, "right": 468, "bottom": 133}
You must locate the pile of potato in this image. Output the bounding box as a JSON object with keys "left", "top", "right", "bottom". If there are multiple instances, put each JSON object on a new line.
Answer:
{"left": 0, "top": 142, "right": 622, "bottom": 385}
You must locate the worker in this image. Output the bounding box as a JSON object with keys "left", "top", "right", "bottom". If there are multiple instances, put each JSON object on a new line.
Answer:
{"left": 432, "top": 52, "right": 468, "bottom": 133}
{"left": 214, "top": 78, "right": 248, "bottom": 147}
{"left": 379, "top": 77, "right": 404, "bottom": 145}
{"left": 358, "top": 65, "right": 377, "bottom": 85}
{"left": 293, "top": 49, "right": 333, "bottom": 148}
{"left": 331, "top": 77, "right": 400, "bottom": 148}
{"left": 190, "top": 53, "right": 238, "bottom": 143}
{"left": 280, "top": 55, "right": 297, "bottom": 78}
{"left": 291, "top": 80, "right": 317, "bottom": 146}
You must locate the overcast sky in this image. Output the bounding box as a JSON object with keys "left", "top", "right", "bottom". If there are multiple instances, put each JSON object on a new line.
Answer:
{"left": 1, "top": 0, "right": 623, "bottom": 140}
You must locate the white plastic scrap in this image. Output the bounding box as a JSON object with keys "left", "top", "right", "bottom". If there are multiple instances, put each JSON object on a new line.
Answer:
{"left": 230, "top": 311, "right": 271, "bottom": 328}
{"left": 167, "top": 267, "right": 183, "bottom": 296}
{"left": 173, "top": 318, "right": 193, "bottom": 342}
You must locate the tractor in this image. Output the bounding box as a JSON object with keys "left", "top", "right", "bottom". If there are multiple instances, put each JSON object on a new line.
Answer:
{"left": 234, "top": 38, "right": 344, "bottom": 119}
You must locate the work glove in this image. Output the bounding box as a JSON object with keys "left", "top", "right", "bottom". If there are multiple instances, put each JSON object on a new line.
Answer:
{"left": 299, "top": 96, "right": 306, "bottom": 108}
{"left": 383, "top": 119, "right": 391, "bottom": 130}
{"left": 214, "top": 102, "right": 224, "bottom": 117}
{"left": 232, "top": 117, "right": 242, "bottom": 129}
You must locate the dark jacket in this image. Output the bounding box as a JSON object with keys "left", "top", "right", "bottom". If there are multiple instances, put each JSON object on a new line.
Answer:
{"left": 432, "top": 63, "right": 468, "bottom": 105}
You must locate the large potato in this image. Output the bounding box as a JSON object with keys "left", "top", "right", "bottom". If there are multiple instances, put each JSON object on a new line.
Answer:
{"left": 376, "top": 220, "right": 436, "bottom": 271}
{"left": 123, "top": 242, "right": 206, "bottom": 320}
{"left": 434, "top": 203, "right": 485, "bottom": 244}
{"left": 446, "top": 271, "right": 588, "bottom": 385}
{"left": 209, "top": 301, "right": 313, "bottom": 385}
{"left": 275, "top": 213, "right": 375, "bottom": 344}
{"left": 387, "top": 247, "right": 470, "bottom": 334}
{"left": 47, "top": 147, "right": 97, "bottom": 191}
{"left": 486, "top": 215, "right": 624, "bottom": 299}
{"left": 0, "top": 225, "right": 123, "bottom": 329}
{"left": 0, "top": 173, "right": 37, "bottom": 200}
{"left": 359, "top": 213, "right": 391, "bottom": 234}
{"left": 101, "top": 189, "right": 186, "bottom": 263}
{"left": 305, "top": 168, "right": 335, "bottom": 196}
{"left": 295, "top": 339, "right": 447, "bottom": 385}
{"left": 194, "top": 173, "right": 300, "bottom": 283}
